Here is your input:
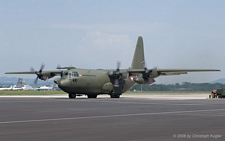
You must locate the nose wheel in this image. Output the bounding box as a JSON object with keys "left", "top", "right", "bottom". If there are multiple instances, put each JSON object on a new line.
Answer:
{"left": 68, "top": 93, "right": 76, "bottom": 99}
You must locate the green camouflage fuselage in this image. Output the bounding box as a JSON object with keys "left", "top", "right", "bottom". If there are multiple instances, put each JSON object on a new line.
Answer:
{"left": 56, "top": 68, "right": 135, "bottom": 94}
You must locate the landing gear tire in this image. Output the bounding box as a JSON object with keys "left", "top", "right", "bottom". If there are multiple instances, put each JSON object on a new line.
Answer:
{"left": 110, "top": 94, "right": 120, "bottom": 98}
{"left": 87, "top": 94, "right": 98, "bottom": 98}
{"left": 92, "top": 94, "right": 97, "bottom": 98}
{"left": 69, "top": 93, "right": 76, "bottom": 99}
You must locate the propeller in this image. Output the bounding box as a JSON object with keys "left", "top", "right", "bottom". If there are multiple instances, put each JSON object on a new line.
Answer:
{"left": 114, "top": 61, "right": 121, "bottom": 87}
{"left": 56, "top": 64, "right": 61, "bottom": 69}
{"left": 141, "top": 61, "right": 148, "bottom": 73}
{"left": 114, "top": 79, "right": 119, "bottom": 87}
{"left": 107, "top": 61, "right": 122, "bottom": 87}
{"left": 30, "top": 63, "right": 47, "bottom": 84}
{"left": 133, "top": 61, "right": 156, "bottom": 84}
{"left": 116, "top": 61, "right": 121, "bottom": 73}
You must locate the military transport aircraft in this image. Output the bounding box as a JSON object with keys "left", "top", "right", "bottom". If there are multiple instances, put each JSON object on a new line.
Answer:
{"left": 5, "top": 36, "right": 220, "bottom": 98}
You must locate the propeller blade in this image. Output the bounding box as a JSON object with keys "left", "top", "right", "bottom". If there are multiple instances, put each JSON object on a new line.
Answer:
{"left": 30, "top": 63, "right": 46, "bottom": 84}
{"left": 141, "top": 61, "right": 149, "bottom": 73}
{"left": 39, "top": 63, "right": 45, "bottom": 73}
{"left": 34, "top": 77, "right": 38, "bottom": 84}
{"left": 30, "top": 67, "right": 35, "bottom": 72}
{"left": 148, "top": 78, "right": 155, "bottom": 84}
{"left": 107, "top": 61, "right": 122, "bottom": 87}
{"left": 117, "top": 61, "right": 121, "bottom": 68}
{"left": 56, "top": 64, "right": 61, "bottom": 69}
{"left": 114, "top": 79, "right": 119, "bottom": 87}
{"left": 116, "top": 61, "right": 121, "bottom": 72}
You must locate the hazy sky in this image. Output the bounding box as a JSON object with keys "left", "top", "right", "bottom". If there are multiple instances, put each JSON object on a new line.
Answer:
{"left": 1, "top": 0, "right": 224, "bottom": 84}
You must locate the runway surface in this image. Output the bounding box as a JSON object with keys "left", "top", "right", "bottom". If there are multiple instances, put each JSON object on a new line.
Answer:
{"left": 0, "top": 94, "right": 225, "bottom": 141}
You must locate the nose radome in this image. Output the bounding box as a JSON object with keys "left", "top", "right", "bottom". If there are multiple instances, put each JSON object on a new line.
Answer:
{"left": 57, "top": 79, "right": 70, "bottom": 87}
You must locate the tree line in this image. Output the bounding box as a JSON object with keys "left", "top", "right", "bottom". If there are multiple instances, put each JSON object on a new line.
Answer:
{"left": 130, "top": 82, "right": 225, "bottom": 92}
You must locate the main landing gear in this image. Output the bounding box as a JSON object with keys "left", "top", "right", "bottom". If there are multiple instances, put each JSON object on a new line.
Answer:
{"left": 68, "top": 93, "right": 76, "bottom": 99}
{"left": 87, "top": 94, "right": 98, "bottom": 98}
{"left": 110, "top": 94, "right": 120, "bottom": 98}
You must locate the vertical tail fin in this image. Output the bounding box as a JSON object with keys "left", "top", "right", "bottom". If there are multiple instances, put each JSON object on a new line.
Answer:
{"left": 131, "top": 36, "right": 145, "bottom": 69}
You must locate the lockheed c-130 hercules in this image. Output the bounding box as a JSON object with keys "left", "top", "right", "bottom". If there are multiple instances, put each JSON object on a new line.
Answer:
{"left": 6, "top": 36, "right": 220, "bottom": 99}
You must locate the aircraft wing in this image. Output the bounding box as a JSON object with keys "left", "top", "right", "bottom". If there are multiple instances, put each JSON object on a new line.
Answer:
{"left": 5, "top": 70, "right": 61, "bottom": 79}
{"left": 122, "top": 68, "right": 220, "bottom": 85}
{"left": 157, "top": 69, "right": 220, "bottom": 76}
{"left": 125, "top": 68, "right": 220, "bottom": 76}
{"left": 6, "top": 71, "right": 37, "bottom": 74}
{"left": 5, "top": 70, "right": 61, "bottom": 75}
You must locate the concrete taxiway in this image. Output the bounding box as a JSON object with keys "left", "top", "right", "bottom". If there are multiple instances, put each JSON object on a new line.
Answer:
{"left": 0, "top": 94, "right": 224, "bottom": 141}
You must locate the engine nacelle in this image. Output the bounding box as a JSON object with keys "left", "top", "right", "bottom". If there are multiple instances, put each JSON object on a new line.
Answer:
{"left": 151, "top": 68, "right": 159, "bottom": 78}
{"left": 134, "top": 78, "right": 149, "bottom": 84}
{"left": 40, "top": 72, "right": 55, "bottom": 80}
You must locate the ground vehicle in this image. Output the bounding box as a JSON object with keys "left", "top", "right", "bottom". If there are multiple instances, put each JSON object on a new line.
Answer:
{"left": 211, "top": 88, "right": 225, "bottom": 98}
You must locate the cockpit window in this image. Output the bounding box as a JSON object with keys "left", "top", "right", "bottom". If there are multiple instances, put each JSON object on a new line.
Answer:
{"left": 72, "top": 72, "right": 79, "bottom": 77}
{"left": 62, "top": 71, "right": 78, "bottom": 78}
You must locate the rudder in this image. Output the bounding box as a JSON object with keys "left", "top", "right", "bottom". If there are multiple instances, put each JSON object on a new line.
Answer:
{"left": 131, "top": 36, "right": 145, "bottom": 69}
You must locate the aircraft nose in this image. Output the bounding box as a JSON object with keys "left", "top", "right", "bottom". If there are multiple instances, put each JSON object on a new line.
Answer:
{"left": 57, "top": 79, "right": 70, "bottom": 88}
